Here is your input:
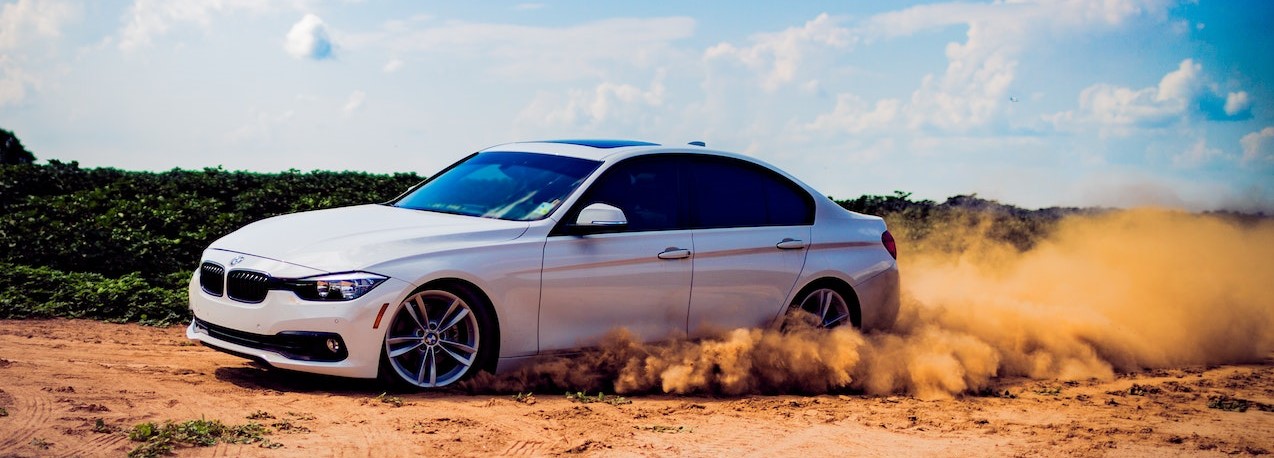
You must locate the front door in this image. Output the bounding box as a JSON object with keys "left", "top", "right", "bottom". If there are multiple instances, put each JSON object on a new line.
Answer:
{"left": 538, "top": 155, "right": 692, "bottom": 352}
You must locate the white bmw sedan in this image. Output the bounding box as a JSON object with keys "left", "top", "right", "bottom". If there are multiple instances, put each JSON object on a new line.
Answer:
{"left": 188, "top": 140, "right": 900, "bottom": 388}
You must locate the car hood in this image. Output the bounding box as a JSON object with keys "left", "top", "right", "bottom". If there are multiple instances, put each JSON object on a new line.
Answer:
{"left": 210, "top": 204, "right": 531, "bottom": 273}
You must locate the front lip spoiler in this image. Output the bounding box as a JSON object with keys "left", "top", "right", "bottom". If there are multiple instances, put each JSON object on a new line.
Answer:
{"left": 198, "top": 341, "right": 274, "bottom": 369}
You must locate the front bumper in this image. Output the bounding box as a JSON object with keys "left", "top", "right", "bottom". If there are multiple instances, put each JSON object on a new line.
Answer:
{"left": 186, "top": 252, "right": 413, "bottom": 379}
{"left": 190, "top": 317, "right": 349, "bottom": 362}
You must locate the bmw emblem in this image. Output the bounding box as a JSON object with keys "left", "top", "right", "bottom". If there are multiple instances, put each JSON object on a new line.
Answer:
{"left": 229, "top": 256, "right": 245, "bottom": 266}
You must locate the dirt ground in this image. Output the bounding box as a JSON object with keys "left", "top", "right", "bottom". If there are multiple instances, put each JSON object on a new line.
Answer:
{"left": 0, "top": 319, "right": 1270, "bottom": 457}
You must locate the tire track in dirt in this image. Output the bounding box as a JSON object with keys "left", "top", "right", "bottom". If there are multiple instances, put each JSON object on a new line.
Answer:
{"left": 55, "top": 431, "right": 131, "bottom": 458}
{"left": 459, "top": 400, "right": 563, "bottom": 456}
{"left": 500, "top": 439, "right": 548, "bottom": 456}
{"left": 0, "top": 386, "right": 56, "bottom": 454}
{"left": 328, "top": 414, "right": 399, "bottom": 458}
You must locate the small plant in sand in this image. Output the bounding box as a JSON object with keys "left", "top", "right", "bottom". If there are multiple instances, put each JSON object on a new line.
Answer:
{"left": 512, "top": 392, "right": 537, "bottom": 404}
{"left": 1033, "top": 386, "right": 1062, "bottom": 396}
{"left": 635, "top": 425, "right": 693, "bottom": 434}
{"left": 566, "top": 391, "right": 632, "bottom": 405}
{"left": 92, "top": 418, "right": 118, "bottom": 434}
{"left": 127, "top": 418, "right": 280, "bottom": 458}
{"left": 374, "top": 392, "right": 405, "bottom": 408}
{"left": 1207, "top": 395, "right": 1273, "bottom": 412}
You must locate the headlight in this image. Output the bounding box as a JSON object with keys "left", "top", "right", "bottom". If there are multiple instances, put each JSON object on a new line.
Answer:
{"left": 282, "top": 272, "right": 388, "bottom": 301}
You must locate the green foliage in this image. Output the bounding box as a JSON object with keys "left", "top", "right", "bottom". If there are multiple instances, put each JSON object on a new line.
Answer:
{"left": 0, "top": 161, "right": 422, "bottom": 324}
{"left": 0, "top": 263, "right": 187, "bottom": 325}
{"left": 0, "top": 128, "right": 36, "bottom": 165}
{"left": 566, "top": 391, "right": 631, "bottom": 405}
{"left": 127, "top": 418, "right": 277, "bottom": 457}
{"left": 93, "top": 418, "right": 117, "bottom": 433}
{"left": 1, "top": 161, "right": 423, "bottom": 281}
{"left": 374, "top": 392, "right": 405, "bottom": 407}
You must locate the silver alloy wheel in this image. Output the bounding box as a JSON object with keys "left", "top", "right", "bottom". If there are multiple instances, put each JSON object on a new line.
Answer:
{"left": 796, "top": 288, "right": 851, "bottom": 328}
{"left": 384, "top": 289, "right": 480, "bottom": 387}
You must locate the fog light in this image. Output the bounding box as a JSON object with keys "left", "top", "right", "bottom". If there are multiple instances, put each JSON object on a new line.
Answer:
{"left": 326, "top": 338, "right": 341, "bottom": 353}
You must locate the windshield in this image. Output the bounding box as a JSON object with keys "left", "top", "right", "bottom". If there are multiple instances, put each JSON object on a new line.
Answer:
{"left": 393, "top": 152, "right": 602, "bottom": 221}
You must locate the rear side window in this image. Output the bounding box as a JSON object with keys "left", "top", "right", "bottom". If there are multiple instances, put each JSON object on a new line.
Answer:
{"left": 689, "top": 157, "right": 814, "bottom": 228}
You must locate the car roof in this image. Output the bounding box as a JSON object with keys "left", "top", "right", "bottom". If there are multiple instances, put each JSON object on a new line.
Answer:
{"left": 480, "top": 139, "right": 710, "bottom": 162}
{"left": 478, "top": 138, "right": 818, "bottom": 193}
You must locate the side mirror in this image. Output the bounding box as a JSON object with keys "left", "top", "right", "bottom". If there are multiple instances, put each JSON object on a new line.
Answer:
{"left": 566, "top": 203, "right": 628, "bottom": 234}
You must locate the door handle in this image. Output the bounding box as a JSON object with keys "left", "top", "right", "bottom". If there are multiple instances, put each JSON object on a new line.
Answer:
{"left": 776, "top": 238, "right": 808, "bottom": 250}
{"left": 657, "top": 248, "right": 692, "bottom": 259}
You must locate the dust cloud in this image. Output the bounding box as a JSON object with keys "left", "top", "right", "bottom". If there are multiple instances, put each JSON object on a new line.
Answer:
{"left": 465, "top": 210, "right": 1274, "bottom": 398}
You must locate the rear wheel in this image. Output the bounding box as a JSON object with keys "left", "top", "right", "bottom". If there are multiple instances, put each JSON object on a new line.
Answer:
{"left": 792, "top": 287, "right": 852, "bottom": 329}
{"left": 381, "top": 287, "right": 491, "bottom": 388}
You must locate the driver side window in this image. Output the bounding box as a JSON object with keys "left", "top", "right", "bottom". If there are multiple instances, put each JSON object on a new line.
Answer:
{"left": 573, "top": 157, "right": 685, "bottom": 232}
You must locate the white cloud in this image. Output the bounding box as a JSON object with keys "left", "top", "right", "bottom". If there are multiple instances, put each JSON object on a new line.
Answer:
{"left": 0, "top": 0, "right": 76, "bottom": 107}
{"left": 859, "top": 0, "right": 1172, "bottom": 132}
{"left": 1240, "top": 127, "right": 1274, "bottom": 165}
{"left": 1075, "top": 84, "right": 1176, "bottom": 129}
{"left": 704, "top": 13, "right": 854, "bottom": 92}
{"left": 804, "top": 94, "right": 900, "bottom": 134}
{"left": 383, "top": 17, "right": 694, "bottom": 81}
{"left": 699, "top": 1, "right": 1172, "bottom": 134}
{"left": 1050, "top": 59, "right": 1249, "bottom": 135}
{"left": 285, "top": 13, "right": 334, "bottom": 60}
{"left": 342, "top": 90, "right": 365, "bottom": 115}
{"left": 1155, "top": 58, "right": 1202, "bottom": 103}
{"left": 0, "top": 0, "right": 76, "bottom": 49}
{"left": 0, "top": 58, "right": 37, "bottom": 107}
{"left": 514, "top": 3, "right": 544, "bottom": 11}
{"left": 227, "top": 109, "right": 295, "bottom": 143}
{"left": 1224, "top": 91, "right": 1251, "bottom": 116}
{"left": 862, "top": 0, "right": 1168, "bottom": 39}
{"left": 382, "top": 58, "right": 403, "bottom": 73}
{"left": 1171, "top": 139, "right": 1222, "bottom": 168}
{"left": 514, "top": 71, "right": 667, "bottom": 129}
{"left": 117, "top": 0, "right": 276, "bottom": 51}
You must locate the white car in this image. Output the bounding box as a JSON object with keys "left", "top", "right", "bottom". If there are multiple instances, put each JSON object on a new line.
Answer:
{"left": 187, "top": 139, "right": 900, "bottom": 388}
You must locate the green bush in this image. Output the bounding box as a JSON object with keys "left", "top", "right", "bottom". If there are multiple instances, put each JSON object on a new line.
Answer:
{"left": 1, "top": 162, "right": 423, "bottom": 281}
{"left": 1, "top": 161, "right": 423, "bottom": 325}
{"left": 0, "top": 263, "right": 187, "bottom": 325}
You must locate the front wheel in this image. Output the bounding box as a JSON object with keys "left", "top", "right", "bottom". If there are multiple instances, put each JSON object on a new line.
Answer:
{"left": 381, "top": 288, "right": 491, "bottom": 388}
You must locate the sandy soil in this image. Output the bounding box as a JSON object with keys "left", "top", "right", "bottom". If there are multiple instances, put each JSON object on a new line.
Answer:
{"left": 0, "top": 319, "right": 1270, "bottom": 457}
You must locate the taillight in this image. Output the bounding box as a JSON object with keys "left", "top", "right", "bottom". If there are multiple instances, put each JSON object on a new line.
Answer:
{"left": 882, "top": 230, "right": 897, "bottom": 259}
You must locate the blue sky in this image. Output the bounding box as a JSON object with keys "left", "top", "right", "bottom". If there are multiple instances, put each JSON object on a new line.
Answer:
{"left": 2, "top": 0, "right": 1271, "bottom": 211}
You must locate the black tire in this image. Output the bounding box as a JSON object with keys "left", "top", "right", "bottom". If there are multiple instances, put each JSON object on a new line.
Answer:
{"left": 378, "top": 284, "right": 496, "bottom": 389}
{"left": 788, "top": 282, "right": 858, "bottom": 329}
